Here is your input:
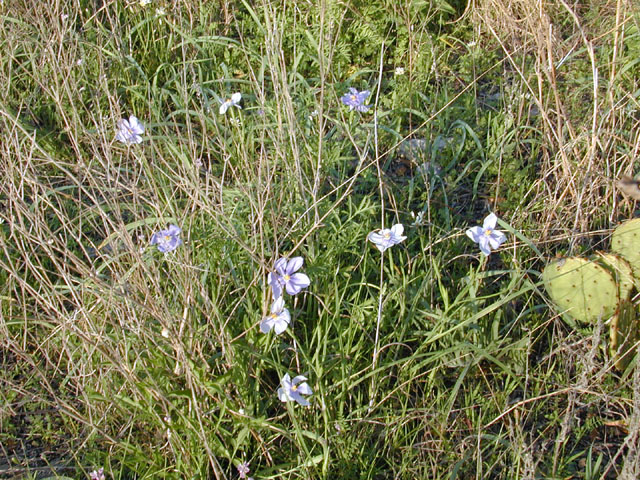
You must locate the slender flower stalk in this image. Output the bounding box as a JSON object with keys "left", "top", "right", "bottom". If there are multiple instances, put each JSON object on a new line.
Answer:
{"left": 367, "top": 223, "right": 407, "bottom": 411}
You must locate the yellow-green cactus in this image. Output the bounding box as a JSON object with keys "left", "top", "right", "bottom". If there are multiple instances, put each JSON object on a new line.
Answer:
{"left": 594, "top": 252, "right": 636, "bottom": 302}
{"left": 611, "top": 218, "right": 640, "bottom": 281}
{"left": 542, "top": 257, "right": 618, "bottom": 323}
{"left": 609, "top": 299, "right": 639, "bottom": 371}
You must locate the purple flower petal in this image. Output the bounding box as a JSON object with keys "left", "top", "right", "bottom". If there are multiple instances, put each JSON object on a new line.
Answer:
{"left": 478, "top": 236, "right": 492, "bottom": 255}
{"left": 274, "top": 257, "right": 288, "bottom": 274}
{"left": 150, "top": 224, "right": 182, "bottom": 253}
{"left": 285, "top": 257, "right": 304, "bottom": 275}
{"left": 268, "top": 272, "right": 283, "bottom": 299}
{"left": 487, "top": 231, "right": 506, "bottom": 249}
{"left": 278, "top": 373, "right": 312, "bottom": 405}
{"left": 465, "top": 226, "right": 484, "bottom": 243}
{"left": 284, "top": 273, "right": 310, "bottom": 295}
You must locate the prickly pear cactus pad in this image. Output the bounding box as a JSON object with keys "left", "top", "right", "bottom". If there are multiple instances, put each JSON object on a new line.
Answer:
{"left": 542, "top": 257, "right": 618, "bottom": 323}
{"left": 595, "top": 252, "right": 636, "bottom": 301}
{"left": 611, "top": 218, "right": 640, "bottom": 281}
{"left": 609, "top": 299, "right": 639, "bottom": 371}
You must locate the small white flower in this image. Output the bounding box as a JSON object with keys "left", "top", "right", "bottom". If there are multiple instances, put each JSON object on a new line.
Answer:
{"left": 115, "top": 115, "right": 145, "bottom": 144}
{"left": 465, "top": 213, "right": 507, "bottom": 256}
{"left": 140, "top": 0, "right": 152, "bottom": 5}
{"left": 61, "top": 13, "right": 69, "bottom": 21}
{"left": 260, "top": 296, "right": 291, "bottom": 335}
{"left": 278, "top": 373, "right": 313, "bottom": 406}
{"left": 237, "top": 461, "right": 251, "bottom": 479}
{"left": 89, "top": 468, "right": 105, "bottom": 480}
{"left": 411, "top": 211, "right": 426, "bottom": 226}
{"left": 219, "top": 92, "right": 242, "bottom": 115}
{"left": 155, "top": 7, "right": 165, "bottom": 16}
{"left": 394, "top": 67, "right": 405, "bottom": 76}
{"left": 367, "top": 224, "right": 407, "bottom": 253}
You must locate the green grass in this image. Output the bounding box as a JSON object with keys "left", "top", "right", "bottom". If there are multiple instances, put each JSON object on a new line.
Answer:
{"left": 1, "top": 1, "right": 640, "bottom": 479}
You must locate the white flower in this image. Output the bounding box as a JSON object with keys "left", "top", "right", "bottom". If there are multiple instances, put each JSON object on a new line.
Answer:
{"left": 115, "top": 115, "right": 145, "bottom": 144}
{"left": 140, "top": 0, "right": 152, "bottom": 5}
{"left": 394, "top": 67, "right": 405, "bottom": 75}
{"left": 219, "top": 92, "right": 242, "bottom": 115}
{"left": 260, "top": 296, "right": 291, "bottom": 335}
{"left": 237, "top": 461, "right": 250, "bottom": 479}
{"left": 278, "top": 373, "right": 313, "bottom": 406}
{"left": 367, "top": 224, "right": 407, "bottom": 253}
{"left": 465, "top": 213, "right": 507, "bottom": 256}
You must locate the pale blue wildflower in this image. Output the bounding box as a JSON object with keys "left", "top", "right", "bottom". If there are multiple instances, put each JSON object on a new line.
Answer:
{"left": 89, "top": 468, "right": 105, "bottom": 480}
{"left": 150, "top": 224, "right": 182, "bottom": 253}
{"left": 368, "top": 224, "right": 406, "bottom": 252}
{"left": 466, "top": 213, "right": 506, "bottom": 255}
{"left": 115, "top": 115, "right": 144, "bottom": 144}
{"left": 268, "top": 257, "right": 310, "bottom": 299}
{"left": 278, "top": 373, "right": 312, "bottom": 406}
{"left": 219, "top": 92, "right": 242, "bottom": 114}
{"left": 260, "top": 296, "right": 291, "bottom": 335}
{"left": 237, "top": 461, "right": 250, "bottom": 479}
{"left": 341, "top": 88, "right": 371, "bottom": 112}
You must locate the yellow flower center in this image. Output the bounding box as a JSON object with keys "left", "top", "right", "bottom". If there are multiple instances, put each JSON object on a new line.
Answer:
{"left": 383, "top": 232, "right": 391, "bottom": 239}
{"left": 350, "top": 95, "right": 357, "bottom": 102}
{"left": 270, "top": 313, "right": 278, "bottom": 319}
{"left": 164, "top": 235, "right": 171, "bottom": 242}
{"left": 284, "top": 274, "right": 290, "bottom": 281}
{"left": 291, "top": 384, "right": 298, "bottom": 392}
{"left": 484, "top": 229, "right": 493, "bottom": 236}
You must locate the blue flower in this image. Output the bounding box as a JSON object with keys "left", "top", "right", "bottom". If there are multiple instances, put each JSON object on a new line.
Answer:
{"left": 89, "top": 468, "right": 105, "bottom": 480}
{"left": 260, "top": 296, "right": 291, "bottom": 335}
{"left": 150, "top": 224, "right": 182, "bottom": 253}
{"left": 341, "top": 88, "right": 371, "bottom": 112}
{"left": 236, "top": 461, "right": 251, "bottom": 479}
{"left": 466, "top": 213, "right": 507, "bottom": 255}
{"left": 367, "top": 224, "right": 406, "bottom": 253}
{"left": 219, "top": 92, "right": 242, "bottom": 114}
{"left": 267, "top": 257, "right": 310, "bottom": 299}
{"left": 115, "top": 115, "right": 144, "bottom": 144}
{"left": 278, "top": 373, "right": 313, "bottom": 406}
